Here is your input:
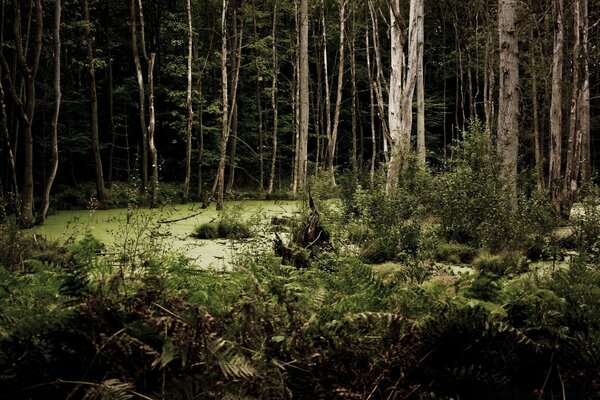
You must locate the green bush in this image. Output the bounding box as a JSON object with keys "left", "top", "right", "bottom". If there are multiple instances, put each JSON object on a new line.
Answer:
{"left": 435, "top": 119, "right": 555, "bottom": 252}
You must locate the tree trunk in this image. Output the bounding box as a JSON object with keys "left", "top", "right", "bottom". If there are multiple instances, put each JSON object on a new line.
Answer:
{"left": 563, "top": 0, "right": 582, "bottom": 211}
{"left": 210, "top": 0, "right": 230, "bottom": 210}
{"left": 148, "top": 52, "right": 158, "bottom": 208}
{"left": 549, "top": 0, "right": 564, "bottom": 213}
{"left": 294, "top": 0, "right": 309, "bottom": 194}
{"left": 267, "top": 3, "right": 279, "bottom": 197}
{"left": 529, "top": 25, "right": 543, "bottom": 193}
{"left": 580, "top": 0, "right": 591, "bottom": 184}
{"left": 365, "top": 22, "right": 377, "bottom": 184}
{"left": 226, "top": 3, "right": 242, "bottom": 192}
{"left": 84, "top": 0, "right": 106, "bottom": 203}
{"left": 386, "top": 0, "right": 422, "bottom": 192}
{"left": 38, "top": 0, "right": 61, "bottom": 223}
{"left": 183, "top": 0, "right": 194, "bottom": 203}
{"left": 497, "top": 0, "right": 519, "bottom": 203}
{"left": 0, "top": 0, "right": 43, "bottom": 227}
{"left": 416, "top": 0, "right": 425, "bottom": 163}
{"left": 130, "top": 0, "right": 148, "bottom": 190}
{"left": 327, "top": 0, "right": 347, "bottom": 185}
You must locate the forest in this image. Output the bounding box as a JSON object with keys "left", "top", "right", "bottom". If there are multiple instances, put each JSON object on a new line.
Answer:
{"left": 2, "top": 0, "right": 600, "bottom": 399}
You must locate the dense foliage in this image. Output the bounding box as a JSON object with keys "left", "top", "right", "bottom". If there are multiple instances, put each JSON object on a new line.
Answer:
{"left": 3, "top": 143, "right": 600, "bottom": 398}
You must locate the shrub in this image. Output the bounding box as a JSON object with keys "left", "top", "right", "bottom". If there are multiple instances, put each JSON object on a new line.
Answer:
{"left": 435, "top": 119, "right": 555, "bottom": 252}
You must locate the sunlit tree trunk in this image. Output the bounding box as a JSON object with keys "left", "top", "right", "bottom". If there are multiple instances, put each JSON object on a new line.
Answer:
{"left": 38, "top": 0, "right": 61, "bottom": 223}
{"left": 580, "top": 0, "right": 591, "bottom": 184}
{"left": 497, "top": 0, "right": 519, "bottom": 203}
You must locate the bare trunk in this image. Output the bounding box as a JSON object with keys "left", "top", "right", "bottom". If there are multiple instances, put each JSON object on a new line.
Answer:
{"left": 267, "top": 4, "right": 279, "bottom": 196}
{"left": 349, "top": 6, "right": 358, "bottom": 174}
{"left": 320, "top": 0, "right": 331, "bottom": 175}
{"left": 148, "top": 53, "right": 158, "bottom": 208}
{"left": 386, "top": 0, "right": 422, "bottom": 192}
{"left": 366, "top": 22, "right": 377, "bottom": 184}
{"left": 84, "top": 0, "right": 106, "bottom": 202}
{"left": 529, "top": 25, "right": 543, "bottom": 192}
{"left": 549, "top": 0, "right": 564, "bottom": 213}
{"left": 130, "top": 0, "right": 148, "bottom": 189}
{"left": 580, "top": 0, "right": 590, "bottom": 184}
{"left": 227, "top": 4, "right": 243, "bottom": 192}
{"left": 294, "top": 0, "right": 309, "bottom": 193}
{"left": 497, "top": 0, "right": 519, "bottom": 203}
{"left": 183, "top": 0, "right": 194, "bottom": 203}
{"left": 38, "top": 0, "right": 61, "bottom": 223}
{"left": 563, "top": 0, "right": 581, "bottom": 211}
{"left": 0, "top": 0, "right": 43, "bottom": 227}
{"left": 416, "top": 0, "right": 425, "bottom": 163}
{"left": 327, "top": 0, "right": 347, "bottom": 185}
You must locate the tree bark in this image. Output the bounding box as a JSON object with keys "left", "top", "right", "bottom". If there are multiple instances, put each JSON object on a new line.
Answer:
{"left": 293, "top": 0, "right": 309, "bottom": 194}
{"left": 130, "top": 0, "right": 148, "bottom": 190}
{"left": 497, "top": 0, "right": 519, "bottom": 203}
{"left": 84, "top": 0, "right": 106, "bottom": 203}
{"left": 267, "top": 3, "right": 279, "bottom": 197}
{"left": 0, "top": 0, "right": 43, "bottom": 227}
{"left": 183, "top": 0, "right": 194, "bottom": 203}
{"left": 416, "top": 0, "right": 425, "bottom": 163}
{"left": 38, "top": 0, "right": 61, "bottom": 223}
{"left": 386, "top": 0, "right": 422, "bottom": 192}
{"left": 549, "top": 0, "right": 564, "bottom": 213}
{"left": 327, "top": 0, "right": 347, "bottom": 185}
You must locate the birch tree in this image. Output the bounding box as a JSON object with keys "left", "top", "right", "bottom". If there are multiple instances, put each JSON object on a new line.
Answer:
{"left": 386, "top": 0, "right": 423, "bottom": 192}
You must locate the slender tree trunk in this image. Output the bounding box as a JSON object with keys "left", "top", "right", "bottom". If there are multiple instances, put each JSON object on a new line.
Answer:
{"left": 549, "top": 0, "right": 564, "bottom": 213}
{"left": 130, "top": 0, "right": 148, "bottom": 189}
{"left": 267, "top": 3, "right": 279, "bottom": 197}
{"left": 416, "top": 0, "right": 425, "bottom": 163}
{"left": 84, "top": 0, "right": 106, "bottom": 202}
{"left": 563, "top": 0, "right": 581, "bottom": 211}
{"left": 107, "top": 55, "right": 116, "bottom": 188}
{"left": 349, "top": 6, "right": 358, "bottom": 174}
{"left": 226, "top": 3, "right": 242, "bottom": 192}
{"left": 147, "top": 53, "right": 158, "bottom": 208}
{"left": 210, "top": 0, "right": 230, "bottom": 210}
{"left": 293, "top": 0, "right": 309, "bottom": 193}
{"left": 327, "top": 0, "right": 347, "bottom": 185}
{"left": 38, "top": 0, "right": 61, "bottom": 223}
{"left": 497, "top": 0, "right": 519, "bottom": 203}
{"left": 183, "top": 0, "right": 194, "bottom": 203}
{"left": 0, "top": 80, "right": 20, "bottom": 217}
{"left": 580, "top": 0, "right": 591, "bottom": 184}
{"left": 366, "top": 22, "right": 377, "bottom": 184}
{"left": 529, "top": 25, "right": 543, "bottom": 192}
{"left": 320, "top": 0, "right": 331, "bottom": 175}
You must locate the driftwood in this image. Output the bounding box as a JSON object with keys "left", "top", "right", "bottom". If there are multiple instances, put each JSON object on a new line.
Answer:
{"left": 158, "top": 211, "right": 203, "bottom": 224}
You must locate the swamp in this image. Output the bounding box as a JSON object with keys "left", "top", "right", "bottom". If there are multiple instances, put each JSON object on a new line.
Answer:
{"left": 2, "top": 0, "right": 600, "bottom": 398}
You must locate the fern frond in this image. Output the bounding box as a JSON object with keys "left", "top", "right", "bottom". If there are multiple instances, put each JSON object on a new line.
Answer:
{"left": 81, "top": 379, "right": 134, "bottom": 400}
{"left": 208, "top": 338, "right": 256, "bottom": 380}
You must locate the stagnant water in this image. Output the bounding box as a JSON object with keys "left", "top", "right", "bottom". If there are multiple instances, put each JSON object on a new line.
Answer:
{"left": 31, "top": 200, "right": 299, "bottom": 268}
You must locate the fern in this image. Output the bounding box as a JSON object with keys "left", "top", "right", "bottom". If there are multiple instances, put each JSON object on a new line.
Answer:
{"left": 81, "top": 379, "right": 134, "bottom": 400}
{"left": 209, "top": 338, "right": 256, "bottom": 380}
